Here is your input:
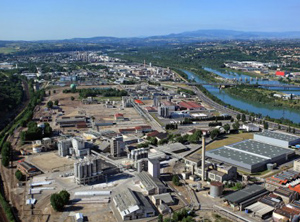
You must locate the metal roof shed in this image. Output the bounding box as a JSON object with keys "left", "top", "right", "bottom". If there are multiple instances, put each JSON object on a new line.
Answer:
{"left": 245, "top": 202, "right": 274, "bottom": 219}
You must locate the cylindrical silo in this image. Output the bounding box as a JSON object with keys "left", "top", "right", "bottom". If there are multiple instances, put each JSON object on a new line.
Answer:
{"left": 137, "top": 161, "right": 142, "bottom": 172}
{"left": 210, "top": 181, "right": 223, "bottom": 198}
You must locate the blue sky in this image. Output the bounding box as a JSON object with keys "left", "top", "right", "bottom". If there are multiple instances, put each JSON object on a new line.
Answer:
{"left": 0, "top": 0, "right": 300, "bottom": 40}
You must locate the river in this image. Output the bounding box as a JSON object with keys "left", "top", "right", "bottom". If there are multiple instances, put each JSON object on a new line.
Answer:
{"left": 181, "top": 69, "right": 300, "bottom": 124}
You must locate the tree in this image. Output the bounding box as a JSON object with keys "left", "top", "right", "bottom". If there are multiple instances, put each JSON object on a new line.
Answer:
{"left": 1, "top": 142, "right": 11, "bottom": 167}
{"left": 210, "top": 129, "right": 220, "bottom": 139}
{"left": 53, "top": 90, "right": 56, "bottom": 94}
{"left": 59, "top": 190, "right": 70, "bottom": 205}
{"left": 172, "top": 175, "right": 180, "bottom": 186}
{"left": 263, "top": 121, "right": 269, "bottom": 130}
{"left": 158, "top": 214, "right": 163, "bottom": 222}
{"left": 50, "top": 193, "right": 64, "bottom": 211}
{"left": 223, "top": 124, "right": 230, "bottom": 133}
{"left": 15, "top": 170, "right": 24, "bottom": 181}
{"left": 47, "top": 100, "right": 53, "bottom": 109}
{"left": 236, "top": 113, "right": 241, "bottom": 121}
{"left": 54, "top": 100, "right": 59, "bottom": 106}
{"left": 71, "top": 96, "right": 75, "bottom": 101}
{"left": 149, "top": 137, "right": 158, "bottom": 146}
{"left": 44, "top": 122, "right": 53, "bottom": 137}
{"left": 241, "top": 114, "right": 246, "bottom": 122}
{"left": 188, "top": 130, "right": 202, "bottom": 143}
{"left": 232, "top": 121, "right": 240, "bottom": 131}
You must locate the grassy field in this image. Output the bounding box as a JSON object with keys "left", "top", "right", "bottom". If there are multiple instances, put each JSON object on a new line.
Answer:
{"left": 0, "top": 47, "right": 18, "bottom": 54}
{"left": 206, "top": 133, "right": 254, "bottom": 151}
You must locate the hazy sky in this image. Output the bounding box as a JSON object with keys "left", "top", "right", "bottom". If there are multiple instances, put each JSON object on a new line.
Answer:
{"left": 1, "top": 0, "right": 300, "bottom": 40}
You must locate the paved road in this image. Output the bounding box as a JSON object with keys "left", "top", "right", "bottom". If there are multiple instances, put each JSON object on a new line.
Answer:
{"left": 191, "top": 85, "right": 300, "bottom": 134}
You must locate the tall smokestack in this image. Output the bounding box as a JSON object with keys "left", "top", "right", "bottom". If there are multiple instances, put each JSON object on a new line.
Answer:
{"left": 201, "top": 132, "right": 206, "bottom": 181}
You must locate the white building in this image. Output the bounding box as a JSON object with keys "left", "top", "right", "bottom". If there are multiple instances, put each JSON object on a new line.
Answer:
{"left": 148, "top": 158, "right": 160, "bottom": 178}
{"left": 242, "top": 123, "right": 260, "bottom": 132}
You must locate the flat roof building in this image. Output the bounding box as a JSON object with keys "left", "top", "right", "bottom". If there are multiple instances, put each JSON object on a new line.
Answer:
{"left": 224, "top": 184, "right": 269, "bottom": 210}
{"left": 206, "top": 139, "right": 295, "bottom": 173}
{"left": 254, "top": 130, "right": 300, "bottom": 148}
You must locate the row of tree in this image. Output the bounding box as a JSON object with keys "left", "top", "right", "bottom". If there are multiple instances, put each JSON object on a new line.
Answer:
{"left": 63, "top": 87, "right": 128, "bottom": 98}
{"left": 1, "top": 142, "right": 11, "bottom": 167}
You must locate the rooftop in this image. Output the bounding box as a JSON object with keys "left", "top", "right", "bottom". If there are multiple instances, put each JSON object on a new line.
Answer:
{"left": 255, "top": 130, "right": 300, "bottom": 142}
{"left": 230, "top": 140, "right": 294, "bottom": 158}
{"left": 206, "top": 139, "right": 294, "bottom": 168}
{"left": 136, "top": 171, "right": 166, "bottom": 192}
{"left": 225, "top": 184, "right": 267, "bottom": 204}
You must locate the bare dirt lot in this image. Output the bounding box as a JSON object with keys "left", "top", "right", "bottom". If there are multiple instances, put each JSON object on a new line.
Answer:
{"left": 28, "top": 152, "right": 75, "bottom": 172}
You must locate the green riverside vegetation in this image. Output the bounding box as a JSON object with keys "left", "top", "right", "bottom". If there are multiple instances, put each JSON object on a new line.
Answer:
{"left": 225, "top": 85, "right": 300, "bottom": 110}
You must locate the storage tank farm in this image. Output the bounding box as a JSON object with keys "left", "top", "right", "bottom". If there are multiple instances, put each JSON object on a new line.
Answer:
{"left": 127, "top": 148, "right": 148, "bottom": 161}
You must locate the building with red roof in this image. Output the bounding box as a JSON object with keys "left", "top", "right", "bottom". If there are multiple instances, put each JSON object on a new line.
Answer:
{"left": 178, "top": 101, "right": 204, "bottom": 111}
{"left": 134, "top": 99, "right": 144, "bottom": 105}
{"left": 276, "top": 71, "right": 285, "bottom": 77}
{"left": 115, "top": 113, "right": 124, "bottom": 120}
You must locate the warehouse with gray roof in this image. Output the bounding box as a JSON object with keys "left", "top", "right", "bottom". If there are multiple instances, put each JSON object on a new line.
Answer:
{"left": 254, "top": 130, "right": 300, "bottom": 148}
{"left": 113, "top": 188, "right": 155, "bottom": 220}
{"left": 136, "top": 171, "right": 167, "bottom": 195}
{"left": 206, "top": 139, "right": 295, "bottom": 173}
{"left": 224, "top": 184, "right": 269, "bottom": 210}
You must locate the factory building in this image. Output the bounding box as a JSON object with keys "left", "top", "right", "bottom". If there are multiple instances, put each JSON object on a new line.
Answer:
{"left": 127, "top": 148, "right": 148, "bottom": 161}
{"left": 254, "top": 130, "right": 300, "bottom": 148}
{"left": 206, "top": 139, "right": 295, "bottom": 173}
{"left": 74, "top": 157, "right": 103, "bottom": 185}
{"left": 148, "top": 158, "right": 160, "bottom": 178}
{"left": 110, "top": 136, "right": 125, "bottom": 157}
{"left": 58, "top": 137, "right": 90, "bottom": 158}
{"left": 17, "top": 161, "right": 41, "bottom": 177}
{"left": 135, "top": 171, "right": 167, "bottom": 195}
{"left": 113, "top": 188, "right": 155, "bottom": 220}
{"left": 224, "top": 184, "right": 269, "bottom": 211}
{"left": 58, "top": 139, "right": 72, "bottom": 157}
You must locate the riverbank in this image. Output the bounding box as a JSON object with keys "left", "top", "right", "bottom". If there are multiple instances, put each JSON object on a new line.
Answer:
{"left": 181, "top": 69, "right": 300, "bottom": 128}
{"left": 224, "top": 86, "right": 300, "bottom": 111}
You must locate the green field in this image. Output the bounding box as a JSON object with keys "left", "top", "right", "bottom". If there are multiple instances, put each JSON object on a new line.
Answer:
{"left": 206, "top": 133, "right": 254, "bottom": 151}
{"left": 0, "top": 47, "right": 18, "bottom": 54}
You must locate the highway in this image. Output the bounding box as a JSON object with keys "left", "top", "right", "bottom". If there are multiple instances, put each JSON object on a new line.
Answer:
{"left": 191, "top": 85, "right": 300, "bottom": 134}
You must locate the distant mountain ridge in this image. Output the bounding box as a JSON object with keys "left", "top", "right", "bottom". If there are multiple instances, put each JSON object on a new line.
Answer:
{"left": 59, "top": 29, "right": 300, "bottom": 44}
{"left": 2, "top": 29, "right": 300, "bottom": 44}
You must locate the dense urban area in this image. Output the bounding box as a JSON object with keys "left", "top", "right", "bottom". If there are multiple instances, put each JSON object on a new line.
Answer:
{"left": 1, "top": 38, "right": 300, "bottom": 222}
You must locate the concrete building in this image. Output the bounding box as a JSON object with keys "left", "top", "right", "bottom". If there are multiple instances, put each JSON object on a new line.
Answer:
{"left": 135, "top": 171, "right": 167, "bottom": 195}
{"left": 241, "top": 123, "right": 260, "bottom": 132}
{"left": 273, "top": 187, "right": 298, "bottom": 204}
{"left": 74, "top": 157, "right": 103, "bottom": 185}
{"left": 58, "top": 139, "right": 72, "bottom": 157}
{"left": 294, "top": 159, "right": 300, "bottom": 172}
{"left": 113, "top": 188, "right": 155, "bottom": 220}
{"left": 254, "top": 131, "right": 300, "bottom": 148}
{"left": 110, "top": 136, "right": 125, "bottom": 157}
{"left": 148, "top": 158, "right": 160, "bottom": 178}
{"left": 72, "top": 137, "right": 89, "bottom": 157}
{"left": 206, "top": 139, "right": 295, "bottom": 173}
